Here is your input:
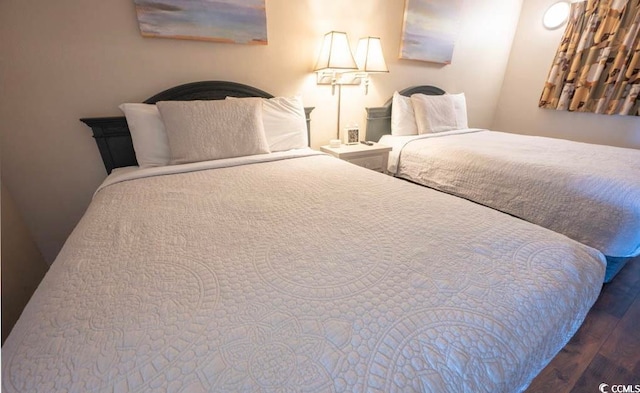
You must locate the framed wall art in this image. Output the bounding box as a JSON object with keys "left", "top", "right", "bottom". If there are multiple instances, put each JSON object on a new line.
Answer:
{"left": 399, "top": 0, "right": 463, "bottom": 64}
{"left": 134, "top": 0, "right": 268, "bottom": 45}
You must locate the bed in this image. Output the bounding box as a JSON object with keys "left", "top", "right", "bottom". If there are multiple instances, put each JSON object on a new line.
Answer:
{"left": 366, "top": 86, "right": 640, "bottom": 283}
{"left": 2, "top": 81, "right": 606, "bottom": 393}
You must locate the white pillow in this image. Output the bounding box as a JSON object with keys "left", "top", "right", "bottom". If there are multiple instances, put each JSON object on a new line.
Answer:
{"left": 411, "top": 93, "right": 469, "bottom": 134}
{"left": 391, "top": 91, "right": 418, "bottom": 136}
{"left": 118, "top": 103, "right": 170, "bottom": 168}
{"left": 156, "top": 99, "right": 270, "bottom": 164}
{"left": 227, "top": 96, "right": 308, "bottom": 151}
{"left": 450, "top": 93, "right": 468, "bottom": 129}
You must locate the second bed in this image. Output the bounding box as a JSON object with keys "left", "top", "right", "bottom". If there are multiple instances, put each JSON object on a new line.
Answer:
{"left": 366, "top": 86, "right": 640, "bottom": 282}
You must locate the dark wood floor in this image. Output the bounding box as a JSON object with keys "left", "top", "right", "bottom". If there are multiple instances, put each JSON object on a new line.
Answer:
{"left": 526, "top": 255, "right": 640, "bottom": 392}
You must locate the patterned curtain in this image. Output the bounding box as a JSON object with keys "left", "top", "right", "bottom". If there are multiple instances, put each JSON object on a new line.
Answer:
{"left": 539, "top": 0, "right": 640, "bottom": 116}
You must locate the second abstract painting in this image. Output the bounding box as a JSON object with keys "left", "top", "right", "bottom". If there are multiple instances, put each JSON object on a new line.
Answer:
{"left": 400, "top": 0, "right": 463, "bottom": 64}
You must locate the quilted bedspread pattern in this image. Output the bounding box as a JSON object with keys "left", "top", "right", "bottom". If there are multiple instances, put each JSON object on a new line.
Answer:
{"left": 393, "top": 130, "right": 640, "bottom": 258}
{"left": 2, "top": 154, "right": 604, "bottom": 392}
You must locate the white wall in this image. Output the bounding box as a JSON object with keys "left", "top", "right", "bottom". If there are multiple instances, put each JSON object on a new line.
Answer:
{"left": 493, "top": 0, "right": 640, "bottom": 148}
{"left": 0, "top": 0, "right": 522, "bottom": 264}
{"left": 1, "top": 183, "right": 48, "bottom": 342}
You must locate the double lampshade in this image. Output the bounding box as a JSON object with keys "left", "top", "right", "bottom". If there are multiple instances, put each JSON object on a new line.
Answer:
{"left": 314, "top": 31, "right": 388, "bottom": 76}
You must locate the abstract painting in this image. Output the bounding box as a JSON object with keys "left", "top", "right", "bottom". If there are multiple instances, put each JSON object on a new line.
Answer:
{"left": 134, "top": 0, "right": 267, "bottom": 45}
{"left": 400, "top": 0, "right": 463, "bottom": 64}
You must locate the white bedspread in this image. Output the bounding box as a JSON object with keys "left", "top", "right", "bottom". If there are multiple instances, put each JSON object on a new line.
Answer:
{"left": 381, "top": 131, "right": 640, "bottom": 258}
{"left": 2, "top": 153, "right": 605, "bottom": 393}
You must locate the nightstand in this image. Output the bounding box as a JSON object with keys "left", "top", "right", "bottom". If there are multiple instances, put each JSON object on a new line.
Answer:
{"left": 320, "top": 143, "right": 392, "bottom": 173}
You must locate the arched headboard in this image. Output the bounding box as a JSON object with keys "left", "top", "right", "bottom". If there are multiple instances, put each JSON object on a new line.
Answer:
{"left": 81, "top": 81, "right": 314, "bottom": 174}
{"left": 365, "top": 85, "right": 445, "bottom": 142}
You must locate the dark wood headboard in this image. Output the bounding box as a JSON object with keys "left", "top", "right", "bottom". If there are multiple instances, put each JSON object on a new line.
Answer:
{"left": 81, "top": 81, "right": 314, "bottom": 174}
{"left": 365, "top": 85, "right": 445, "bottom": 142}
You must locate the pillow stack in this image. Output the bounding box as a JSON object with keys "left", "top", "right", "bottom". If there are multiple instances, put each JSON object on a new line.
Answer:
{"left": 391, "top": 91, "right": 468, "bottom": 136}
{"left": 225, "top": 96, "right": 308, "bottom": 152}
{"left": 118, "top": 96, "right": 308, "bottom": 168}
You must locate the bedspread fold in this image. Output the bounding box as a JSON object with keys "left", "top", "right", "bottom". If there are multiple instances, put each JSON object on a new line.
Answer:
{"left": 383, "top": 130, "right": 640, "bottom": 258}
